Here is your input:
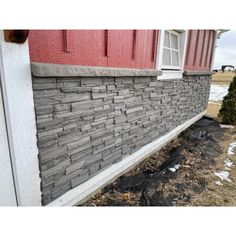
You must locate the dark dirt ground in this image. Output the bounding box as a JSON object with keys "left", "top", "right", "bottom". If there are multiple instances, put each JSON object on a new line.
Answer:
{"left": 83, "top": 117, "right": 236, "bottom": 206}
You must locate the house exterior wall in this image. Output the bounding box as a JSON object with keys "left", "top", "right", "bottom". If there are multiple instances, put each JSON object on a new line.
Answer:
{"left": 28, "top": 30, "right": 158, "bottom": 69}
{"left": 184, "top": 30, "right": 216, "bottom": 71}
{"left": 31, "top": 63, "right": 211, "bottom": 205}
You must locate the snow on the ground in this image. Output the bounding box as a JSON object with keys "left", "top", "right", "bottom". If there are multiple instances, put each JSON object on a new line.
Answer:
{"left": 215, "top": 143, "right": 235, "bottom": 185}
{"left": 227, "top": 142, "right": 236, "bottom": 155}
{"left": 209, "top": 84, "right": 229, "bottom": 102}
{"left": 225, "top": 159, "right": 233, "bottom": 168}
{"left": 214, "top": 171, "right": 232, "bottom": 182}
{"left": 220, "top": 124, "right": 235, "bottom": 129}
{"left": 168, "top": 164, "right": 181, "bottom": 173}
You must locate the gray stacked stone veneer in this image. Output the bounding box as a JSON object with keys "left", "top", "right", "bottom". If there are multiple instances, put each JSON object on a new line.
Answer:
{"left": 31, "top": 63, "right": 211, "bottom": 205}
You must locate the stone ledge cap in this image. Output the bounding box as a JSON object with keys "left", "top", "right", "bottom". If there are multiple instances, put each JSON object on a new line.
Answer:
{"left": 184, "top": 71, "right": 213, "bottom": 76}
{"left": 31, "top": 62, "right": 162, "bottom": 78}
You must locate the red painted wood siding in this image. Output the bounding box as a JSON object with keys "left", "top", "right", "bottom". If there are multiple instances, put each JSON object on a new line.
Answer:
{"left": 29, "top": 30, "right": 158, "bottom": 69}
{"left": 184, "top": 30, "right": 216, "bottom": 71}
{"left": 28, "top": 30, "right": 108, "bottom": 67}
{"left": 107, "top": 30, "right": 157, "bottom": 68}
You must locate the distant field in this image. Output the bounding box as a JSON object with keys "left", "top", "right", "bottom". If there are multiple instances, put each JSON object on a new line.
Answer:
{"left": 212, "top": 71, "right": 235, "bottom": 83}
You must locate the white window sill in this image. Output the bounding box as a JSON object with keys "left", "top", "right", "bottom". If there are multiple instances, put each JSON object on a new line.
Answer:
{"left": 157, "top": 70, "right": 183, "bottom": 80}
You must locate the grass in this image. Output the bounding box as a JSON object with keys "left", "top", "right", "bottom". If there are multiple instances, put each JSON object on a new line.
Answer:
{"left": 190, "top": 128, "right": 236, "bottom": 206}
{"left": 207, "top": 102, "right": 221, "bottom": 118}
{"left": 212, "top": 71, "right": 235, "bottom": 83}
{"left": 200, "top": 76, "right": 236, "bottom": 206}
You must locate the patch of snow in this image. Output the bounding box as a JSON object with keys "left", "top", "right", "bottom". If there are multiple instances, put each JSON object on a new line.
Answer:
{"left": 213, "top": 143, "right": 235, "bottom": 185}
{"left": 227, "top": 142, "right": 236, "bottom": 156}
{"left": 214, "top": 171, "right": 231, "bottom": 182}
{"left": 215, "top": 181, "right": 223, "bottom": 186}
{"left": 225, "top": 159, "right": 233, "bottom": 168}
{"left": 220, "top": 124, "right": 234, "bottom": 129}
{"left": 168, "top": 164, "right": 181, "bottom": 173}
{"left": 209, "top": 84, "right": 229, "bottom": 102}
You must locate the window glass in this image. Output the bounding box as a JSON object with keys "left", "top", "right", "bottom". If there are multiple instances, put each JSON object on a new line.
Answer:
{"left": 163, "top": 48, "right": 171, "bottom": 65}
{"left": 164, "top": 31, "right": 170, "bottom": 47}
{"left": 171, "top": 33, "right": 178, "bottom": 50}
{"left": 172, "top": 51, "right": 179, "bottom": 66}
{"left": 162, "top": 30, "right": 181, "bottom": 68}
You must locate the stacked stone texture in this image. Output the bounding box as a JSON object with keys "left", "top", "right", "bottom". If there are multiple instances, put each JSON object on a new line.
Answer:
{"left": 32, "top": 74, "right": 211, "bottom": 205}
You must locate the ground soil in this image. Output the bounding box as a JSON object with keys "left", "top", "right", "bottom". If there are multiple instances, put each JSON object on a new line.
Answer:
{"left": 83, "top": 117, "right": 236, "bottom": 206}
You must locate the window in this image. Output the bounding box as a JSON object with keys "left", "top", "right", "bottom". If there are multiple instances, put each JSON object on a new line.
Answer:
{"left": 157, "top": 30, "right": 188, "bottom": 80}
{"left": 162, "top": 30, "right": 181, "bottom": 69}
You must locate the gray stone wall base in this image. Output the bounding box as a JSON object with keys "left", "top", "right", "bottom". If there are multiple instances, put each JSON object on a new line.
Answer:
{"left": 31, "top": 64, "right": 211, "bottom": 205}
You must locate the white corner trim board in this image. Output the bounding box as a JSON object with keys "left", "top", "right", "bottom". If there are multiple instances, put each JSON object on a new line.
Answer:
{"left": 0, "top": 31, "right": 41, "bottom": 206}
{"left": 48, "top": 110, "right": 206, "bottom": 206}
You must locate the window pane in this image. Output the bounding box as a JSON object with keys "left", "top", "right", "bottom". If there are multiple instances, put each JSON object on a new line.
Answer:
{"left": 164, "top": 31, "right": 170, "bottom": 47}
{"left": 163, "top": 48, "right": 171, "bottom": 65}
{"left": 172, "top": 50, "right": 180, "bottom": 66}
{"left": 171, "top": 33, "right": 178, "bottom": 50}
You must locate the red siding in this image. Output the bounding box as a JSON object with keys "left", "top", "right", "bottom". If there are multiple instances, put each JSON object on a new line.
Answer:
{"left": 200, "top": 30, "right": 209, "bottom": 68}
{"left": 193, "top": 30, "right": 205, "bottom": 69}
{"left": 29, "top": 30, "right": 108, "bottom": 67}
{"left": 107, "top": 30, "right": 134, "bottom": 68}
{"left": 184, "top": 30, "right": 216, "bottom": 71}
{"left": 29, "top": 30, "right": 158, "bottom": 69}
{"left": 135, "top": 30, "right": 158, "bottom": 69}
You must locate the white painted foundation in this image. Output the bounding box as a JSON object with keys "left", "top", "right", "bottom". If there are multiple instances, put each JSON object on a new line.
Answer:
{"left": 0, "top": 31, "right": 41, "bottom": 206}
{"left": 48, "top": 110, "right": 206, "bottom": 206}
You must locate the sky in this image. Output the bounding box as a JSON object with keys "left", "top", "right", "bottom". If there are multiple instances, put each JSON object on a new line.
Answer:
{"left": 213, "top": 30, "right": 236, "bottom": 69}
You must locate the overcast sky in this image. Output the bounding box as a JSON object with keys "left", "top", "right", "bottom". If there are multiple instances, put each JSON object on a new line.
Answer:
{"left": 213, "top": 30, "right": 236, "bottom": 69}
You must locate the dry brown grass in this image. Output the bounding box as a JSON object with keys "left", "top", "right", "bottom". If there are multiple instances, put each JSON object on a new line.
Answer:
{"left": 212, "top": 71, "right": 235, "bottom": 83}
{"left": 190, "top": 128, "right": 236, "bottom": 206}
{"left": 207, "top": 102, "right": 221, "bottom": 118}
{"left": 194, "top": 80, "right": 236, "bottom": 206}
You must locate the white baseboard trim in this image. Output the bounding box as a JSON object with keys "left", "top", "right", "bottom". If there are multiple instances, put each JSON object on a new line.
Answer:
{"left": 48, "top": 110, "right": 206, "bottom": 206}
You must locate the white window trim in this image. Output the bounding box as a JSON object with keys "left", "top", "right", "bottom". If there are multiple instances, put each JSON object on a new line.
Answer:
{"left": 157, "top": 30, "right": 189, "bottom": 80}
{"left": 160, "top": 70, "right": 184, "bottom": 80}
{"left": 210, "top": 31, "right": 218, "bottom": 71}
{"left": 162, "top": 30, "right": 181, "bottom": 70}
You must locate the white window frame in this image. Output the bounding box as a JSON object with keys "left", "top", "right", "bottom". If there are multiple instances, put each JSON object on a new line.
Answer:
{"left": 162, "top": 30, "right": 181, "bottom": 70}
{"left": 157, "top": 30, "right": 188, "bottom": 80}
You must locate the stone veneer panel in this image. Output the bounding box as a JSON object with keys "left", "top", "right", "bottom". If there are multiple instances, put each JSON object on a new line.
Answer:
{"left": 31, "top": 64, "right": 211, "bottom": 205}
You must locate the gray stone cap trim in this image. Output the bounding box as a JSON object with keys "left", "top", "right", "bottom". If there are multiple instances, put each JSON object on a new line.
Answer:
{"left": 184, "top": 71, "right": 213, "bottom": 76}
{"left": 31, "top": 62, "right": 162, "bottom": 78}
